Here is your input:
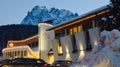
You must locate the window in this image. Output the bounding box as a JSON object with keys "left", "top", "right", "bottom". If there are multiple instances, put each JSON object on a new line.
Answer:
{"left": 82, "top": 22, "right": 93, "bottom": 31}
{"left": 71, "top": 34, "right": 78, "bottom": 53}
{"left": 73, "top": 27, "right": 78, "bottom": 34}
{"left": 18, "top": 51, "right": 20, "bottom": 57}
{"left": 57, "top": 39, "right": 63, "bottom": 55}
{"left": 85, "top": 31, "right": 92, "bottom": 51}
{"left": 78, "top": 25, "right": 82, "bottom": 32}
{"left": 15, "top": 51, "right": 16, "bottom": 56}
{"left": 24, "top": 51, "right": 27, "bottom": 56}
{"left": 70, "top": 28, "right": 73, "bottom": 35}
{"left": 21, "top": 51, "right": 23, "bottom": 57}
{"left": 55, "top": 31, "right": 65, "bottom": 39}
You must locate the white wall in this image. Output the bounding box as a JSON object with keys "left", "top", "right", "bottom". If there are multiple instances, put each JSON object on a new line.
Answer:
{"left": 89, "top": 27, "right": 100, "bottom": 48}
{"left": 51, "top": 31, "right": 87, "bottom": 62}
{"left": 38, "top": 23, "right": 53, "bottom": 63}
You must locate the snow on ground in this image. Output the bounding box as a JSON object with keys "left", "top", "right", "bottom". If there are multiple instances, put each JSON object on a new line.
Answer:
{"left": 70, "top": 29, "right": 120, "bottom": 67}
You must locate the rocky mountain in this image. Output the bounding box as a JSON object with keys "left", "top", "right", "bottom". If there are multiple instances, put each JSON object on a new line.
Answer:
{"left": 21, "top": 6, "right": 79, "bottom": 25}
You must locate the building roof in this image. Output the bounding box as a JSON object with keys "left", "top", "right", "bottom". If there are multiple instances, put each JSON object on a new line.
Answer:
{"left": 47, "top": 4, "right": 110, "bottom": 31}
{"left": 7, "top": 35, "right": 38, "bottom": 47}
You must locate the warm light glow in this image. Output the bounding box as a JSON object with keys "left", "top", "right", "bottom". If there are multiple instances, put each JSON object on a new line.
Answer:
{"left": 50, "top": 9, "right": 109, "bottom": 31}
{"left": 70, "top": 28, "right": 73, "bottom": 35}
{"left": 38, "top": 23, "right": 53, "bottom": 27}
{"left": 9, "top": 43, "right": 14, "bottom": 47}
{"left": 57, "top": 39, "right": 63, "bottom": 54}
{"left": 80, "top": 44, "right": 84, "bottom": 51}
{"left": 8, "top": 35, "right": 38, "bottom": 46}
{"left": 78, "top": 51, "right": 85, "bottom": 61}
{"left": 97, "top": 10, "right": 109, "bottom": 15}
{"left": 78, "top": 41, "right": 84, "bottom": 51}
{"left": 58, "top": 45, "right": 63, "bottom": 54}
{"left": 78, "top": 25, "right": 82, "bottom": 32}
{"left": 54, "top": 14, "right": 96, "bottom": 31}
{"left": 66, "top": 47, "right": 69, "bottom": 53}
{"left": 65, "top": 53, "right": 71, "bottom": 60}
{"left": 80, "top": 51, "right": 85, "bottom": 58}
{"left": 73, "top": 27, "right": 77, "bottom": 33}
{"left": 94, "top": 39, "right": 98, "bottom": 46}
{"left": 48, "top": 54, "right": 54, "bottom": 64}
{"left": 2, "top": 45, "right": 39, "bottom": 60}
{"left": 59, "top": 46, "right": 63, "bottom": 54}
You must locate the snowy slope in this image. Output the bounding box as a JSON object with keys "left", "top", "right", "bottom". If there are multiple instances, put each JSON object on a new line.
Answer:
{"left": 21, "top": 6, "right": 79, "bottom": 25}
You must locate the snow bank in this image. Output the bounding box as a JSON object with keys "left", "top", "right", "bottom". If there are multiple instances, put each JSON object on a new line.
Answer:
{"left": 70, "top": 29, "right": 120, "bottom": 67}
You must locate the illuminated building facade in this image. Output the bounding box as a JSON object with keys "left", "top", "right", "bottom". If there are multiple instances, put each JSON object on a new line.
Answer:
{"left": 2, "top": 35, "right": 39, "bottom": 60}
{"left": 2, "top": 2, "right": 120, "bottom": 64}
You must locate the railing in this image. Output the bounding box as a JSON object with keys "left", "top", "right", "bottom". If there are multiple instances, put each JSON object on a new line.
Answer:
{"left": 2, "top": 45, "right": 38, "bottom": 59}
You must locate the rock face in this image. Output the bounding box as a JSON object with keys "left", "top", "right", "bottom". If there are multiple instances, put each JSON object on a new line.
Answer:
{"left": 21, "top": 6, "right": 79, "bottom": 25}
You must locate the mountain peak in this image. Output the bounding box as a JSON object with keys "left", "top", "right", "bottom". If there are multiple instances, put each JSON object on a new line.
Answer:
{"left": 21, "top": 6, "right": 79, "bottom": 25}
{"left": 32, "top": 6, "right": 46, "bottom": 10}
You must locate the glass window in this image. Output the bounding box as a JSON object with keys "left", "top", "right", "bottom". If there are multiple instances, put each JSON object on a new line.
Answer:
{"left": 70, "top": 28, "right": 73, "bottom": 35}
{"left": 71, "top": 34, "right": 78, "bottom": 53}
{"left": 21, "top": 51, "right": 23, "bottom": 57}
{"left": 78, "top": 25, "right": 82, "bottom": 32}
{"left": 18, "top": 51, "right": 20, "bottom": 57}
{"left": 57, "top": 39, "right": 63, "bottom": 55}
{"left": 85, "top": 31, "right": 92, "bottom": 51}
{"left": 24, "top": 51, "right": 27, "bottom": 56}
{"left": 73, "top": 27, "right": 78, "bottom": 34}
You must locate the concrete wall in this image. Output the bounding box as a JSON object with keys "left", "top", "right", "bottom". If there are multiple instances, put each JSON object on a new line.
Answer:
{"left": 38, "top": 23, "right": 100, "bottom": 63}
{"left": 51, "top": 31, "right": 87, "bottom": 62}
{"left": 88, "top": 27, "right": 100, "bottom": 48}
{"left": 38, "top": 23, "right": 53, "bottom": 63}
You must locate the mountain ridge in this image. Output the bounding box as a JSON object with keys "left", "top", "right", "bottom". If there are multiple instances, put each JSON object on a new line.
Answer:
{"left": 21, "top": 6, "right": 79, "bottom": 25}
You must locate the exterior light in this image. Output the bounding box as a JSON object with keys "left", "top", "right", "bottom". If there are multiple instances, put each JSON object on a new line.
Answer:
{"left": 94, "top": 39, "right": 98, "bottom": 46}
{"left": 9, "top": 43, "right": 14, "bottom": 47}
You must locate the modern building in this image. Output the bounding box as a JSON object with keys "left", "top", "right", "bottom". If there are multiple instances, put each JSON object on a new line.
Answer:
{"left": 2, "top": 35, "right": 39, "bottom": 60}
{"left": 2, "top": 2, "right": 120, "bottom": 64}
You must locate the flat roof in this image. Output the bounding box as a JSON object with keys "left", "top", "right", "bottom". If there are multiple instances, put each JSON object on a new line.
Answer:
{"left": 7, "top": 35, "right": 38, "bottom": 46}
{"left": 47, "top": 4, "right": 110, "bottom": 31}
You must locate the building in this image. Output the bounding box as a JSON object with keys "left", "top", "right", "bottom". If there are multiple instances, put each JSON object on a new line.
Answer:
{"left": 2, "top": 3, "right": 120, "bottom": 64}
{"left": 2, "top": 35, "right": 39, "bottom": 60}
{"left": 0, "top": 24, "right": 38, "bottom": 56}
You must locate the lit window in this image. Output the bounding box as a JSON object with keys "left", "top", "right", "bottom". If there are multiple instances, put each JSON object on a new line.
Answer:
{"left": 24, "top": 51, "right": 27, "bottom": 56}
{"left": 15, "top": 51, "right": 17, "bottom": 56}
{"left": 78, "top": 25, "right": 82, "bottom": 32}
{"left": 57, "top": 39, "right": 63, "bottom": 55}
{"left": 73, "top": 27, "right": 78, "bottom": 34}
{"left": 70, "top": 28, "right": 73, "bottom": 35}
{"left": 21, "top": 51, "right": 23, "bottom": 57}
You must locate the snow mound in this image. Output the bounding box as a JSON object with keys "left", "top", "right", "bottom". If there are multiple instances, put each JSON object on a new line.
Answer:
{"left": 70, "top": 29, "right": 120, "bottom": 67}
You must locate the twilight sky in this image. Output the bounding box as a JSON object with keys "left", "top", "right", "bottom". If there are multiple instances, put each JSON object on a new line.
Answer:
{"left": 0, "top": 0, "right": 109, "bottom": 26}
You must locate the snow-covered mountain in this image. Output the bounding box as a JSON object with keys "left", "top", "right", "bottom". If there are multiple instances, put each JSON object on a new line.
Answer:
{"left": 21, "top": 6, "right": 79, "bottom": 25}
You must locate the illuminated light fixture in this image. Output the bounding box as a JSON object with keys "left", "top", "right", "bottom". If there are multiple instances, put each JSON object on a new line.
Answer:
{"left": 65, "top": 53, "right": 71, "bottom": 60}
{"left": 80, "top": 44, "right": 83, "bottom": 50}
{"left": 79, "top": 50, "right": 85, "bottom": 61}
{"left": 79, "top": 42, "right": 84, "bottom": 51}
{"left": 9, "top": 43, "right": 14, "bottom": 47}
{"left": 94, "top": 39, "right": 98, "bottom": 46}
{"left": 59, "top": 46, "right": 63, "bottom": 54}
{"left": 66, "top": 48, "right": 69, "bottom": 53}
